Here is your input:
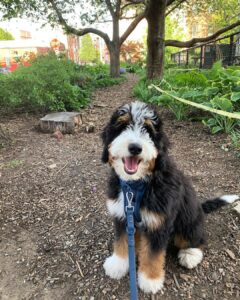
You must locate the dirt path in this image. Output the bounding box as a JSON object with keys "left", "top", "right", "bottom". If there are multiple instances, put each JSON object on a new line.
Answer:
{"left": 0, "top": 74, "right": 239, "bottom": 300}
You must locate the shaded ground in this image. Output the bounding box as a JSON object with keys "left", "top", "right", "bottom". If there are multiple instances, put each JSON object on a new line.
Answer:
{"left": 0, "top": 74, "right": 239, "bottom": 300}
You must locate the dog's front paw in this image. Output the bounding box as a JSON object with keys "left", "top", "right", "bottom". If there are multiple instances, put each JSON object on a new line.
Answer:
{"left": 138, "top": 272, "right": 164, "bottom": 294}
{"left": 103, "top": 254, "right": 129, "bottom": 280}
{"left": 178, "top": 248, "right": 203, "bottom": 269}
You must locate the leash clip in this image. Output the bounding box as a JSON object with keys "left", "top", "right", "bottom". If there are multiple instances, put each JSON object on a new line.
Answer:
{"left": 126, "top": 191, "right": 134, "bottom": 211}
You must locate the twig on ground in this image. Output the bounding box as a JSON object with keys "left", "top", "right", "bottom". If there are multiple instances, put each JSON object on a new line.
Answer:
{"left": 173, "top": 274, "right": 180, "bottom": 289}
{"left": 54, "top": 162, "right": 69, "bottom": 176}
{"left": 76, "top": 260, "right": 84, "bottom": 278}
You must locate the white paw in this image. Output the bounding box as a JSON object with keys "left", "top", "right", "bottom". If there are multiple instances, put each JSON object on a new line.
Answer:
{"left": 178, "top": 248, "right": 203, "bottom": 269}
{"left": 103, "top": 254, "right": 129, "bottom": 280}
{"left": 138, "top": 272, "right": 164, "bottom": 294}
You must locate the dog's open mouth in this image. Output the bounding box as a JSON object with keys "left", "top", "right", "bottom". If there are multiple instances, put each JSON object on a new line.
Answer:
{"left": 123, "top": 157, "right": 141, "bottom": 174}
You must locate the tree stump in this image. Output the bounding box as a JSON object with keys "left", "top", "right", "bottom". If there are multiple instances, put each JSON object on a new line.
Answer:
{"left": 39, "top": 112, "right": 82, "bottom": 134}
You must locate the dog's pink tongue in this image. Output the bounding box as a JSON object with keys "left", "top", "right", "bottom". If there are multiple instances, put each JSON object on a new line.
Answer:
{"left": 124, "top": 157, "right": 139, "bottom": 173}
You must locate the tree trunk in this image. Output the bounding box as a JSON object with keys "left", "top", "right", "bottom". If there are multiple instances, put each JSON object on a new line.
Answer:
{"left": 146, "top": 0, "right": 167, "bottom": 79}
{"left": 109, "top": 17, "right": 120, "bottom": 77}
{"left": 109, "top": 45, "right": 120, "bottom": 77}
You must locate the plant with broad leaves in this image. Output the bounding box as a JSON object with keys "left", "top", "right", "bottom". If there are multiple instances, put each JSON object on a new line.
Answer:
{"left": 202, "top": 97, "right": 240, "bottom": 134}
{"left": 231, "top": 129, "right": 240, "bottom": 151}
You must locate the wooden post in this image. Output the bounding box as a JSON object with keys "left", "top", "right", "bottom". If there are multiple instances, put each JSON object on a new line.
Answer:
{"left": 229, "top": 35, "right": 234, "bottom": 65}
{"left": 186, "top": 50, "right": 189, "bottom": 66}
{"left": 199, "top": 46, "right": 203, "bottom": 68}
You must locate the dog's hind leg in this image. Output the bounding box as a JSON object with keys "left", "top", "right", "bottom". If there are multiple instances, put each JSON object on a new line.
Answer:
{"left": 174, "top": 207, "right": 205, "bottom": 269}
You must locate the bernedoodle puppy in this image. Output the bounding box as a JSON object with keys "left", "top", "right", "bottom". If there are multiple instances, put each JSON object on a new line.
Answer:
{"left": 101, "top": 101, "right": 239, "bottom": 294}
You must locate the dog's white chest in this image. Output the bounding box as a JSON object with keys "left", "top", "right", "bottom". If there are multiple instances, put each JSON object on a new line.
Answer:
{"left": 106, "top": 192, "right": 125, "bottom": 220}
{"left": 106, "top": 192, "right": 164, "bottom": 230}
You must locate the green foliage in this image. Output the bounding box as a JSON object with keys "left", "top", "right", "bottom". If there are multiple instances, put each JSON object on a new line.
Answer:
{"left": 164, "top": 16, "right": 184, "bottom": 63}
{"left": 134, "top": 62, "right": 240, "bottom": 135}
{"left": 7, "top": 159, "right": 23, "bottom": 168}
{"left": 133, "top": 79, "right": 154, "bottom": 102}
{"left": 79, "top": 34, "right": 100, "bottom": 64}
{"left": 121, "top": 61, "right": 144, "bottom": 75}
{"left": 0, "top": 27, "right": 14, "bottom": 40}
{"left": 231, "top": 129, "right": 240, "bottom": 151}
{"left": 0, "top": 54, "right": 124, "bottom": 114}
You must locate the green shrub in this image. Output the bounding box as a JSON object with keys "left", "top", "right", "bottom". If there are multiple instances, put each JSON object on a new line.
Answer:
{"left": 133, "top": 79, "right": 153, "bottom": 102}
{"left": 134, "top": 62, "right": 240, "bottom": 134}
{"left": 121, "top": 61, "right": 144, "bottom": 75}
{"left": 79, "top": 34, "right": 100, "bottom": 64}
{"left": 231, "top": 129, "right": 240, "bottom": 151}
{"left": 0, "top": 54, "right": 124, "bottom": 113}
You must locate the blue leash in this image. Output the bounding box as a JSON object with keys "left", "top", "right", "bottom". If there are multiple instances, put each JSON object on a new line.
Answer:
{"left": 125, "top": 191, "right": 138, "bottom": 300}
{"left": 120, "top": 180, "right": 148, "bottom": 300}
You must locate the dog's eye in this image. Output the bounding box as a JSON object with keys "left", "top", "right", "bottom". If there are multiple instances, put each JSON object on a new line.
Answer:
{"left": 118, "top": 110, "right": 126, "bottom": 116}
{"left": 151, "top": 115, "right": 159, "bottom": 124}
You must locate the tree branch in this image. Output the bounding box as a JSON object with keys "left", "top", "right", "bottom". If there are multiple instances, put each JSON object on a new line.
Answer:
{"left": 116, "top": 0, "right": 122, "bottom": 16}
{"left": 165, "top": 20, "right": 240, "bottom": 47}
{"left": 166, "top": 0, "right": 178, "bottom": 7}
{"left": 47, "top": 0, "right": 111, "bottom": 46}
{"left": 120, "top": 11, "right": 146, "bottom": 45}
{"left": 121, "top": 0, "right": 145, "bottom": 12}
{"left": 105, "top": 0, "right": 115, "bottom": 18}
{"left": 166, "top": 0, "right": 187, "bottom": 16}
{"left": 125, "top": 0, "right": 146, "bottom": 4}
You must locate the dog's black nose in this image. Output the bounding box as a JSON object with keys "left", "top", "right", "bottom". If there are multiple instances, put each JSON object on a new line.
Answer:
{"left": 128, "top": 143, "right": 142, "bottom": 155}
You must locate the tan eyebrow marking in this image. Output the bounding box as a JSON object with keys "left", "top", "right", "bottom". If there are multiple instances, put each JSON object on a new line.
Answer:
{"left": 117, "top": 113, "right": 130, "bottom": 123}
{"left": 144, "top": 118, "right": 156, "bottom": 132}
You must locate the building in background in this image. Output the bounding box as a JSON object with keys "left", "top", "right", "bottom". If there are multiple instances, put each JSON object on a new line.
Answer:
{"left": 186, "top": 12, "right": 213, "bottom": 39}
{"left": 0, "top": 15, "right": 148, "bottom": 68}
{"left": 0, "top": 18, "right": 68, "bottom": 70}
{"left": 0, "top": 39, "right": 50, "bottom": 71}
{"left": 67, "top": 35, "right": 80, "bottom": 64}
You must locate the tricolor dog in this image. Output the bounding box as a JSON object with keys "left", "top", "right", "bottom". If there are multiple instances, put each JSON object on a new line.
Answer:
{"left": 101, "top": 101, "right": 239, "bottom": 294}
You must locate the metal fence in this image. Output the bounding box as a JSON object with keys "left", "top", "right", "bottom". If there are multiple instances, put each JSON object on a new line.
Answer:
{"left": 171, "top": 30, "right": 240, "bottom": 68}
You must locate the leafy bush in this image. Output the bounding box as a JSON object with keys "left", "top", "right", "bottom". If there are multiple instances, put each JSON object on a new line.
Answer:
{"left": 120, "top": 41, "right": 145, "bottom": 64}
{"left": 121, "top": 61, "right": 144, "bottom": 75}
{"left": 231, "top": 129, "right": 240, "bottom": 151}
{"left": 0, "top": 54, "right": 124, "bottom": 113}
{"left": 0, "top": 27, "right": 14, "bottom": 40}
{"left": 202, "top": 97, "right": 240, "bottom": 134}
{"left": 133, "top": 62, "right": 240, "bottom": 141}
{"left": 79, "top": 34, "right": 100, "bottom": 64}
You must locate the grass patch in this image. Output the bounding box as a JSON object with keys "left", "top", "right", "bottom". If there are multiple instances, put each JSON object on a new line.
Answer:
{"left": 6, "top": 159, "right": 23, "bottom": 168}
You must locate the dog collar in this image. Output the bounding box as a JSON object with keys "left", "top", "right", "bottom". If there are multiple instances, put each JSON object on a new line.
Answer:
{"left": 120, "top": 179, "right": 148, "bottom": 223}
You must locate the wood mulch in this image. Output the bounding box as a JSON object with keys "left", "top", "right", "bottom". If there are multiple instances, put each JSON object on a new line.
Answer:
{"left": 0, "top": 74, "right": 239, "bottom": 300}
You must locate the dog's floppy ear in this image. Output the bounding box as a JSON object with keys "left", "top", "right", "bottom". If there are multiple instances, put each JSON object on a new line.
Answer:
{"left": 101, "top": 124, "right": 110, "bottom": 163}
{"left": 101, "top": 108, "right": 124, "bottom": 164}
{"left": 159, "top": 131, "right": 170, "bottom": 153}
{"left": 153, "top": 110, "right": 170, "bottom": 154}
{"left": 154, "top": 129, "right": 170, "bottom": 171}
